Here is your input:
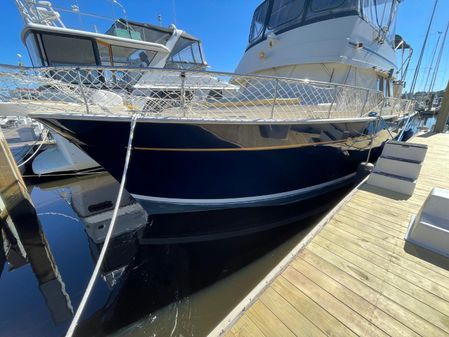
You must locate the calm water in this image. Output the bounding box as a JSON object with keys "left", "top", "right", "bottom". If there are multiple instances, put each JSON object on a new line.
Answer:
{"left": 0, "top": 172, "right": 350, "bottom": 337}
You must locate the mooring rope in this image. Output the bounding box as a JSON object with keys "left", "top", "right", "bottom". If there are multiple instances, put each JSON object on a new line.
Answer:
{"left": 17, "top": 129, "right": 49, "bottom": 168}
{"left": 64, "top": 114, "right": 140, "bottom": 337}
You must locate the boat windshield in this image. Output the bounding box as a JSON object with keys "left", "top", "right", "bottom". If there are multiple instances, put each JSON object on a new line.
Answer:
{"left": 248, "top": 0, "right": 397, "bottom": 46}
{"left": 165, "top": 37, "right": 206, "bottom": 70}
{"left": 97, "top": 43, "right": 157, "bottom": 67}
{"left": 107, "top": 20, "right": 207, "bottom": 70}
{"left": 106, "top": 20, "right": 172, "bottom": 45}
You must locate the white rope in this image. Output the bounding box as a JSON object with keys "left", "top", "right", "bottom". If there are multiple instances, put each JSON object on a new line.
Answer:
{"left": 64, "top": 113, "right": 140, "bottom": 337}
{"left": 17, "top": 129, "right": 49, "bottom": 168}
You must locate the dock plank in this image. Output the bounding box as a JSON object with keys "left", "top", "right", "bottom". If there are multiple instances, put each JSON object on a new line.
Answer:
{"left": 246, "top": 301, "right": 296, "bottom": 337}
{"left": 259, "top": 287, "right": 326, "bottom": 337}
{"left": 282, "top": 266, "right": 389, "bottom": 337}
{"left": 272, "top": 277, "right": 358, "bottom": 337}
{"left": 228, "top": 316, "right": 267, "bottom": 337}
{"left": 217, "top": 133, "right": 449, "bottom": 337}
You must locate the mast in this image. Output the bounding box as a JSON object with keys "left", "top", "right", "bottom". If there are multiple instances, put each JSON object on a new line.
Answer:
{"left": 423, "top": 31, "right": 442, "bottom": 93}
{"left": 429, "top": 21, "right": 449, "bottom": 93}
{"left": 409, "top": 0, "right": 438, "bottom": 95}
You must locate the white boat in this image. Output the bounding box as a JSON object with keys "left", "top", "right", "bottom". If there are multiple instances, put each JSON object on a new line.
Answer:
{"left": 237, "top": 0, "right": 409, "bottom": 95}
{"left": 4, "top": 0, "right": 233, "bottom": 174}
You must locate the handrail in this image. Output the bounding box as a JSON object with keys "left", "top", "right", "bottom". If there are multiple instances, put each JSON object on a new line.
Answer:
{"left": 0, "top": 64, "right": 415, "bottom": 123}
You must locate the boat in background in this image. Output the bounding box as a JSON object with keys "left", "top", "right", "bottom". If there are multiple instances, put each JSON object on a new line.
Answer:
{"left": 3, "top": 0, "right": 231, "bottom": 175}
{"left": 237, "top": 0, "right": 409, "bottom": 94}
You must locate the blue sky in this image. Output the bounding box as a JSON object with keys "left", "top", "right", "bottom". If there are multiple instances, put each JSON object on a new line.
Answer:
{"left": 1, "top": 0, "right": 448, "bottom": 91}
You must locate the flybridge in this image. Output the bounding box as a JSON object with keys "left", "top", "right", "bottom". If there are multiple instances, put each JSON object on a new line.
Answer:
{"left": 248, "top": 0, "right": 401, "bottom": 48}
{"left": 15, "top": 1, "right": 208, "bottom": 70}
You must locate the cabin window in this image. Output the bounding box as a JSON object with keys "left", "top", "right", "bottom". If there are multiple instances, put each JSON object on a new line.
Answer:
{"left": 309, "top": 0, "right": 346, "bottom": 12}
{"left": 111, "top": 45, "right": 156, "bottom": 67}
{"left": 385, "top": 79, "right": 391, "bottom": 97}
{"left": 249, "top": 0, "right": 269, "bottom": 43}
{"left": 268, "top": 0, "right": 306, "bottom": 30}
{"left": 40, "top": 33, "right": 97, "bottom": 66}
{"left": 25, "top": 33, "right": 44, "bottom": 67}
{"left": 377, "top": 75, "right": 384, "bottom": 93}
{"left": 97, "top": 43, "right": 112, "bottom": 66}
{"left": 305, "top": 0, "right": 359, "bottom": 21}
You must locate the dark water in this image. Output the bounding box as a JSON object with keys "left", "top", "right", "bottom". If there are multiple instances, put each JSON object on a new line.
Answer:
{"left": 0, "top": 172, "right": 350, "bottom": 337}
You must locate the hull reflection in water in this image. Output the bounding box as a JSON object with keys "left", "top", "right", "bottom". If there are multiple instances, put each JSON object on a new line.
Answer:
{"left": 66, "top": 178, "right": 350, "bottom": 337}
{"left": 38, "top": 173, "right": 149, "bottom": 287}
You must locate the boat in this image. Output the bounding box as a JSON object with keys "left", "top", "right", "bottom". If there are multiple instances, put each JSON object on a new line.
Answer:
{"left": 2, "top": 1, "right": 415, "bottom": 227}
{"left": 3, "top": 0, "right": 230, "bottom": 175}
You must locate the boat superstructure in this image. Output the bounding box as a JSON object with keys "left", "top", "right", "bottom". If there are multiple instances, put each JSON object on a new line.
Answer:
{"left": 237, "top": 0, "right": 406, "bottom": 96}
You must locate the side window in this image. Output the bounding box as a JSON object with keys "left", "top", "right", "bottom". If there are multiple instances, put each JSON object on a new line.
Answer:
{"left": 111, "top": 45, "right": 156, "bottom": 67}
{"left": 97, "top": 43, "right": 112, "bottom": 66}
{"left": 377, "top": 75, "right": 384, "bottom": 93}
{"left": 385, "top": 80, "right": 391, "bottom": 97}
{"left": 25, "top": 33, "right": 44, "bottom": 67}
{"left": 40, "top": 34, "right": 97, "bottom": 66}
{"left": 306, "top": 0, "right": 359, "bottom": 21}
{"left": 268, "top": 0, "right": 306, "bottom": 30}
{"left": 129, "top": 50, "right": 157, "bottom": 67}
{"left": 309, "top": 0, "right": 346, "bottom": 12}
{"left": 249, "top": 0, "right": 269, "bottom": 43}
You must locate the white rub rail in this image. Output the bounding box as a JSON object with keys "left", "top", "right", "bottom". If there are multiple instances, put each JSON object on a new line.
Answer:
{"left": 0, "top": 64, "right": 415, "bottom": 122}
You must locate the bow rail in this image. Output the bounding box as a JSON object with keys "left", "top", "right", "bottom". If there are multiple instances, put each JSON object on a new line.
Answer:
{"left": 0, "top": 65, "right": 415, "bottom": 122}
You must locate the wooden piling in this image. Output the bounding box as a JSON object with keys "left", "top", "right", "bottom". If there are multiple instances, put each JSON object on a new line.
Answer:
{"left": 435, "top": 80, "right": 449, "bottom": 133}
{"left": 0, "top": 127, "right": 29, "bottom": 211}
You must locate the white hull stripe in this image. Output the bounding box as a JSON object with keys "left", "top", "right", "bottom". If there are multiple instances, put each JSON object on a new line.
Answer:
{"left": 131, "top": 173, "right": 356, "bottom": 206}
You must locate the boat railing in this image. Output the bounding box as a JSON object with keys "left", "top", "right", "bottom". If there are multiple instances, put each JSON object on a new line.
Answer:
{"left": 0, "top": 65, "right": 415, "bottom": 122}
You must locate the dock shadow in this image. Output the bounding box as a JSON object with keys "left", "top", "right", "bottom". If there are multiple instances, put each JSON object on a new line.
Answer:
{"left": 358, "top": 182, "right": 411, "bottom": 201}
{"left": 403, "top": 241, "right": 449, "bottom": 271}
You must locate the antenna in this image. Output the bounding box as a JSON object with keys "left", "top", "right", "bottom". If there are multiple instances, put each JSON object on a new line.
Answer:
{"left": 172, "top": 0, "right": 177, "bottom": 25}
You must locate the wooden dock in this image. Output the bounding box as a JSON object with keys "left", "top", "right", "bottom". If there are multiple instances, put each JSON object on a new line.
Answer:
{"left": 211, "top": 133, "right": 449, "bottom": 337}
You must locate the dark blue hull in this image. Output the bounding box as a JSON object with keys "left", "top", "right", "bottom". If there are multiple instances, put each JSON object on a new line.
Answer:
{"left": 35, "top": 115, "right": 390, "bottom": 214}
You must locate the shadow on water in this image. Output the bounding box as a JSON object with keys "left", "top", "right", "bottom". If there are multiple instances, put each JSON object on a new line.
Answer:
{"left": 0, "top": 172, "right": 351, "bottom": 337}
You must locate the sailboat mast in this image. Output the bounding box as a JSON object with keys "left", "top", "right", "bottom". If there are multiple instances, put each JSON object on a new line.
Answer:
{"left": 409, "top": 0, "right": 438, "bottom": 95}
{"left": 429, "top": 21, "right": 449, "bottom": 93}
{"left": 424, "top": 31, "right": 442, "bottom": 92}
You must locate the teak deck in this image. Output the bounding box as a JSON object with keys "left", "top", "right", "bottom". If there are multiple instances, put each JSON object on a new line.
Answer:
{"left": 212, "top": 133, "right": 449, "bottom": 337}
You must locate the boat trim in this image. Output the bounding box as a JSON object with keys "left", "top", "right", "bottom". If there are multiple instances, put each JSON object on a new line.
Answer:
{"left": 32, "top": 113, "right": 396, "bottom": 125}
{"left": 131, "top": 172, "right": 356, "bottom": 206}
{"left": 132, "top": 138, "right": 365, "bottom": 152}
{"left": 21, "top": 23, "right": 170, "bottom": 53}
